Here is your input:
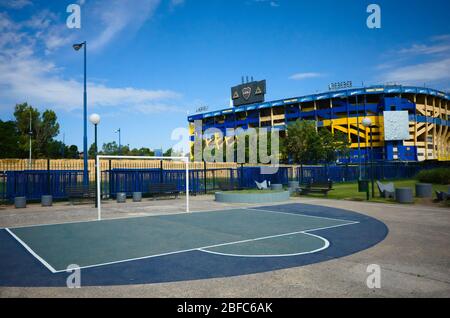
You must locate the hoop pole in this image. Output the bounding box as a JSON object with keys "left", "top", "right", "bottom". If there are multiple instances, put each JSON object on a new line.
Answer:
{"left": 185, "top": 157, "right": 189, "bottom": 213}
{"left": 96, "top": 155, "right": 101, "bottom": 220}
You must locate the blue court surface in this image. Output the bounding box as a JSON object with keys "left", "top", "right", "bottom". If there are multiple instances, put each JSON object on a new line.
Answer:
{"left": 0, "top": 203, "right": 388, "bottom": 287}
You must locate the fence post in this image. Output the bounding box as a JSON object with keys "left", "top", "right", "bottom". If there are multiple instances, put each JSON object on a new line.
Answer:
{"left": 160, "top": 160, "right": 164, "bottom": 184}
{"left": 108, "top": 159, "right": 112, "bottom": 198}
{"left": 203, "top": 160, "right": 207, "bottom": 194}
{"left": 47, "top": 158, "right": 51, "bottom": 195}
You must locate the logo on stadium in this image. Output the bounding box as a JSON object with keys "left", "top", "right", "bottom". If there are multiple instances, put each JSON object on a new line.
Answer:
{"left": 242, "top": 87, "right": 251, "bottom": 100}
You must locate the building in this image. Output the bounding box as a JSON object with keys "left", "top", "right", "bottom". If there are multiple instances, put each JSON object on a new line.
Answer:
{"left": 188, "top": 83, "right": 450, "bottom": 162}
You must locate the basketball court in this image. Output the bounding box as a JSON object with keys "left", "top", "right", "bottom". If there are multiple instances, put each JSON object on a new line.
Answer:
{"left": 0, "top": 201, "right": 388, "bottom": 287}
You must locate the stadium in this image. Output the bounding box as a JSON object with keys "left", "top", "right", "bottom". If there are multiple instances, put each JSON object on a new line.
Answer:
{"left": 188, "top": 83, "right": 450, "bottom": 163}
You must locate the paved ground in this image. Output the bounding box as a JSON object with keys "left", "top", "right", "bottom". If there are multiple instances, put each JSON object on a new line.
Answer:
{"left": 0, "top": 196, "right": 449, "bottom": 297}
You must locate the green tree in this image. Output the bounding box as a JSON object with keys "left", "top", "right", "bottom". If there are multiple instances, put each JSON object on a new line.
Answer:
{"left": 66, "top": 145, "right": 79, "bottom": 159}
{"left": 102, "top": 141, "right": 120, "bottom": 155}
{"left": 13, "top": 103, "right": 60, "bottom": 158}
{"left": 36, "top": 109, "right": 60, "bottom": 157}
{"left": 283, "top": 120, "right": 324, "bottom": 182}
{"left": 46, "top": 140, "right": 66, "bottom": 159}
{"left": 0, "top": 120, "right": 20, "bottom": 158}
{"left": 88, "top": 143, "right": 97, "bottom": 159}
{"left": 163, "top": 148, "right": 173, "bottom": 157}
{"left": 283, "top": 120, "right": 323, "bottom": 165}
{"left": 319, "top": 129, "right": 350, "bottom": 164}
{"left": 128, "top": 147, "right": 154, "bottom": 156}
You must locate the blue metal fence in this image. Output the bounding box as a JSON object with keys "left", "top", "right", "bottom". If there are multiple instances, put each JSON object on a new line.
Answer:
{"left": 1, "top": 162, "right": 447, "bottom": 203}
{"left": 104, "top": 168, "right": 204, "bottom": 197}
{"left": 298, "top": 163, "right": 439, "bottom": 183}
{"left": 4, "top": 170, "right": 83, "bottom": 201}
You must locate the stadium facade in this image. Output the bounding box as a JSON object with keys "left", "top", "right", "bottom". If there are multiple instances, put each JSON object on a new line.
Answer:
{"left": 188, "top": 84, "right": 450, "bottom": 163}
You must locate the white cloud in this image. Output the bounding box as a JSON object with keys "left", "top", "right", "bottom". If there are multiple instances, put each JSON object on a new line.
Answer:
{"left": 380, "top": 58, "right": 450, "bottom": 84}
{"left": 376, "top": 35, "right": 450, "bottom": 87}
{"left": 0, "top": 52, "right": 181, "bottom": 112}
{"left": 398, "top": 43, "right": 450, "bottom": 56}
{"left": 252, "top": 0, "right": 280, "bottom": 7}
{"left": 0, "top": 4, "right": 183, "bottom": 114}
{"left": 0, "top": 0, "right": 32, "bottom": 9}
{"left": 170, "top": 0, "right": 185, "bottom": 6}
{"left": 88, "top": 0, "right": 161, "bottom": 51}
{"left": 289, "top": 72, "right": 324, "bottom": 80}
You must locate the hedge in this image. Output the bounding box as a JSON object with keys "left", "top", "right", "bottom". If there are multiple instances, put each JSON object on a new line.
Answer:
{"left": 416, "top": 168, "right": 450, "bottom": 185}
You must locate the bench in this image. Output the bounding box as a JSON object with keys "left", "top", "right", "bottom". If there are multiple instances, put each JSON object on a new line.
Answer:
{"left": 148, "top": 183, "right": 179, "bottom": 200}
{"left": 376, "top": 180, "right": 395, "bottom": 199}
{"left": 66, "top": 185, "right": 96, "bottom": 205}
{"left": 298, "top": 180, "right": 334, "bottom": 196}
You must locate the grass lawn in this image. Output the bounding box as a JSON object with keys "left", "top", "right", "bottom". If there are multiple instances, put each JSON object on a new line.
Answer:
{"left": 297, "top": 179, "right": 449, "bottom": 206}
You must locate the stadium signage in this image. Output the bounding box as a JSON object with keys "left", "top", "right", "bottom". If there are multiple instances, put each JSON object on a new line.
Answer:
{"left": 329, "top": 81, "right": 352, "bottom": 91}
{"left": 196, "top": 106, "right": 208, "bottom": 113}
{"left": 231, "top": 80, "right": 266, "bottom": 107}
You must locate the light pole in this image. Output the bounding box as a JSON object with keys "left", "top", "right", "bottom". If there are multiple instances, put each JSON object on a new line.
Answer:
{"left": 28, "top": 109, "right": 32, "bottom": 169}
{"left": 89, "top": 113, "right": 101, "bottom": 207}
{"left": 73, "top": 41, "right": 88, "bottom": 188}
{"left": 115, "top": 128, "right": 121, "bottom": 155}
{"left": 362, "top": 117, "right": 374, "bottom": 199}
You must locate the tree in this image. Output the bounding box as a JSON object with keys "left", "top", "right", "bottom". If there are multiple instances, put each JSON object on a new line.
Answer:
{"left": 319, "top": 129, "right": 350, "bottom": 164}
{"left": 283, "top": 120, "right": 350, "bottom": 181}
{"left": 163, "top": 148, "right": 173, "bottom": 157}
{"left": 13, "top": 103, "right": 60, "bottom": 158}
{"left": 46, "top": 140, "right": 66, "bottom": 159}
{"left": 66, "top": 145, "right": 79, "bottom": 159}
{"left": 88, "top": 143, "right": 97, "bottom": 159}
{"left": 102, "top": 141, "right": 119, "bottom": 155}
{"left": 0, "top": 120, "right": 20, "bottom": 158}
{"left": 283, "top": 120, "right": 322, "bottom": 165}
{"left": 36, "top": 109, "right": 60, "bottom": 157}
{"left": 128, "top": 147, "right": 154, "bottom": 156}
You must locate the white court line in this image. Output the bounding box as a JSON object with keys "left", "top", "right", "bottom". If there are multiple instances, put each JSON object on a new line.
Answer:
{"left": 245, "top": 207, "right": 358, "bottom": 224}
{"left": 4, "top": 204, "right": 354, "bottom": 230}
{"left": 5, "top": 208, "right": 359, "bottom": 273}
{"left": 5, "top": 228, "right": 57, "bottom": 273}
{"left": 3, "top": 207, "right": 247, "bottom": 230}
{"left": 199, "top": 221, "right": 359, "bottom": 258}
{"left": 199, "top": 232, "right": 330, "bottom": 258}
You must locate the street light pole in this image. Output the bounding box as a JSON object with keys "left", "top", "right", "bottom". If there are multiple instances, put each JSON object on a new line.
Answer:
{"left": 370, "top": 126, "right": 375, "bottom": 198}
{"left": 115, "top": 128, "right": 121, "bottom": 155}
{"left": 362, "top": 117, "right": 374, "bottom": 199}
{"left": 73, "top": 41, "right": 89, "bottom": 188}
{"left": 28, "top": 109, "right": 32, "bottom": 169}
{"left": 89, "top": 114, "right": 101, "bottom": 208}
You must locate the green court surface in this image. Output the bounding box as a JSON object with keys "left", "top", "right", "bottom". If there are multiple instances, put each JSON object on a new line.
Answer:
{"left": 7, "top": 208, "right": 357, "bottom": 273}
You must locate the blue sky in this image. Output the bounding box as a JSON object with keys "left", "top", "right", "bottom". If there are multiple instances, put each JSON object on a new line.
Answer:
{"left": 1, "top": 0, "right": 449, "bottom": 151}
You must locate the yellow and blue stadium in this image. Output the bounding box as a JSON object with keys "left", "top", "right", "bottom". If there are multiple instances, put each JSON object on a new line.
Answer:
{"left": 188, "top": 82, "right": 450, "bottom": 163}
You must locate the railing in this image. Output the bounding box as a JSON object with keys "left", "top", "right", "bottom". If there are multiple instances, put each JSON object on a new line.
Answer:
{"left": 0, "top": 158, "right": 447, "bottom": 204}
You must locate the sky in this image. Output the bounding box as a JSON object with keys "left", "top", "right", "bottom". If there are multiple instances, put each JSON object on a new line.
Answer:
{"left": 0, "top": 0, "right": 449, "bottom": 151}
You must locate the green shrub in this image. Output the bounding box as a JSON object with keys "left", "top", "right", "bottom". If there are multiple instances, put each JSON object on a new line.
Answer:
{"left": 416, "top": 168, "right": 450, "bottom": 185}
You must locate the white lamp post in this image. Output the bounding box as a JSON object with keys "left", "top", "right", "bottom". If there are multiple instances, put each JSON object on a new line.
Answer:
{"left": 89, "top": 113, "right": 100, "bottom": 207}
{"left": 362, "top": 117, "right": 374, "bottom": 198}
